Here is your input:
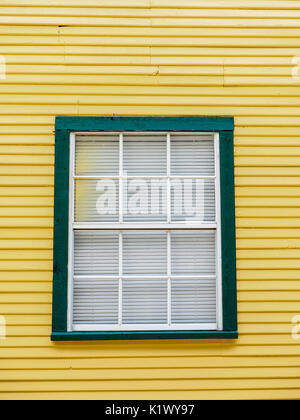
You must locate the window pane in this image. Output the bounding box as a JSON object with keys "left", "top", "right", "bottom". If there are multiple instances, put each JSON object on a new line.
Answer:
{"left": 75, "top": 179, "right": 119, "bottom": 222}
{"left": 171, "top": 134, "right": 215, "bottom": 176}
{"left": 171, "top": 178, "right": 215, "bottom": 222}
{"left": 74, "top": 231, "right": 119, "bottom": 275}
{"left": 123, "top": 232, "right": 167, "bottom": 275}
{"left": 171, "top": 278, "right": 216, "bottom": 324}
{"left": 171, "top": 231, "right": 216, "bottom": 276}
{"left": 123, "top": 279, "right": 168, "bottom": 324}
{"left": 73, "top": 279, "right": 119, "bottom": 325}
{"left": 75, "top": 135, "right": 119, "bottom": 176}
{"left": 123, "top": 135, "right": 167, "bottom": 176}
{"left": 123, "top": 178, "right": 167, "bottom": 222}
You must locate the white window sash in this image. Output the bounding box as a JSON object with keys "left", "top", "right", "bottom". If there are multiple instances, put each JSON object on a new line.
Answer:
{"left": 68, "top": 132, "right": 222, "bottom": 332}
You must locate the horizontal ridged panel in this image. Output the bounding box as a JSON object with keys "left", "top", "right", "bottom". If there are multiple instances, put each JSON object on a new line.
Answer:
{"left": 171, "top": 279, "right": 216, "bottom": 324}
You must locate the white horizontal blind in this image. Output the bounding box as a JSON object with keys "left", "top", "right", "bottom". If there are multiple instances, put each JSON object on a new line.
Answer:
{"left": 76, "top": 135, "right": 119, "bottom": 176}
{"left": 124, "top": 135, "right": 167, "bottom": 175}
{"left": 171, "top": 278, "right": 216, "bottom": 324}
{"left": 123, "top": 279, "right": 168, "bottom": 325}
{"left": 73, "top": 279, "right": 119, "bottom": 325}
{"left": 69, "top": 132, "right": 221, "bottom": 332}
{"left": 171, "top": 135, "right": 215, "bottom": 176}
{"left": 123, "top": 232, "right": 168, "bottom": 275}
{"left": 74, "top": 231, "right": 119, "bottom": 275}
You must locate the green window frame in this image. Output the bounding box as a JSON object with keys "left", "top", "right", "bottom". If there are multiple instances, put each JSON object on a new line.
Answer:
{"left": 51, "top": 117, "right": 237, "bottom": 341}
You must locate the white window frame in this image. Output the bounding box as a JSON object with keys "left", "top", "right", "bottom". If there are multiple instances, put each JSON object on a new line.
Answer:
{"left": 67, "top": 132, "right": 223, "bottom": 332}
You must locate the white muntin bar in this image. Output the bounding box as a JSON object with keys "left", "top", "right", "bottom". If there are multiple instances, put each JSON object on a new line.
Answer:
{"left": 73, "top": 323, "right": 218, "bottom": 332}
{"left": 74, "top": 175, "right": 215, "bottom": 180}
{"left": 73, "top": 222, "right": 217, "bottom": 230}
{"left": 74, "top": 275, "right": 217, "bottom": 280}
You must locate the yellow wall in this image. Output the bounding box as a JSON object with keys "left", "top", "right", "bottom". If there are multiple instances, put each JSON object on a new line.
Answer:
{"left": 0, "top": 0, "right": 300, "bottom": 400}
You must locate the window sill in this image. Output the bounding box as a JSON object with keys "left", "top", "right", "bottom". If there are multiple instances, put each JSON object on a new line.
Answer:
{"left": 51, "top": 330, "right": 238, "bottom": 341}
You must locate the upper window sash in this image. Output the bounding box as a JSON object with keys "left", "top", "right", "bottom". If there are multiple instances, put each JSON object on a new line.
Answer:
{"left": 71, "top": 132, "right": 218, "bottom": 230}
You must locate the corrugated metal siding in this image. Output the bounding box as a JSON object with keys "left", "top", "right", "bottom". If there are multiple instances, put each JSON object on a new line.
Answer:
{"left": 0, "top": 0, "right": 300, "bottom": 400}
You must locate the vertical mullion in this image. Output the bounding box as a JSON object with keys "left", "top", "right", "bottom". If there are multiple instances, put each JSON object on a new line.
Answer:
{"left": 167, "top": 133, "right": 171, "bottom": 223}
{"left": 118, "top": 231, "right": 123, "bottom": 327}
{"left": 119, "top": 133, "right": 123, "bottom": 223}
{"left": 167, "top": 230, "right": 171, "bottom": 327}
{"left": 215, "top": 133, "right": 223, "bottom": 331}
{"left": 119, "top": 133, "right": 123, "bottom": 326}
{"left": 67, "top": 133, "right": 76, "bottom": 332}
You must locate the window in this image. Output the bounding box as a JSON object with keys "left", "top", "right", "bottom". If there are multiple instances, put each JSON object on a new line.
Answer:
{"left": 52, "top": 117, "right": 237, "bottom": 341}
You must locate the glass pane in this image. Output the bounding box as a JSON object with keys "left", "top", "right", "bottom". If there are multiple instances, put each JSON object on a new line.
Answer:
{"left": 74, "top": 231, "right": 119, "bottom": 275}
{"left": 123, "top": 178, "right": 167, "bottom": 222}
{"left": 122, "top": 279, "right": 168, "bottom": 324}
{"left": 171, "top": 134, "right": 215, "bottom": 176}
{"left": 171, "top": 231, "right": 216, "bottom": 276}
{"left": 123, "top": 135, "right": 167, "bottom": 176}
{"left": 75, "top": 179, "right": 119, "bottom": 222}
{"left": 171, "top": 178, "right": 215, "bottom": 222}
{"left": 171, "top": 278, "right": 216, "bottom": 324}
{"left": 75, "top": 135, "right": 119, "bottom": 176}
{"left": 73, "top": 279, "right": 119, "bottom": 325}
{"left": 123, "top": 232, "right": 167, "bottom": 275}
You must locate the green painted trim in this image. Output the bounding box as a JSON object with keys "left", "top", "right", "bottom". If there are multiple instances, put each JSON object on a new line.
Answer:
{"left": 52, "top": 116, "right": 237, "bottom": 341}
{"left": 56, "top": 116, "right": 234, "bottom": 132}
{"left": 52, "top": 129, "right": 70, "bottom": 333}
{"left": 51, "top": 331, "right": 238, "bottom": 342}
{"left": 219, "top": 131, "right": 238, "bottom": 332}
